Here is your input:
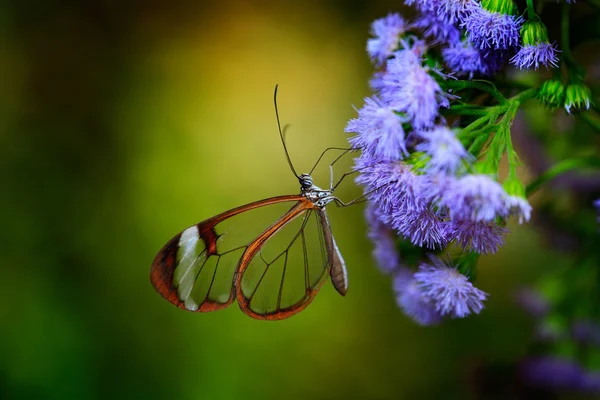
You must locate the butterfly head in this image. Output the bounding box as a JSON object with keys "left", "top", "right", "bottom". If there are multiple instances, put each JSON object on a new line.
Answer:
{"left": 299, "top": 173, "right": 314, "bottom": 191}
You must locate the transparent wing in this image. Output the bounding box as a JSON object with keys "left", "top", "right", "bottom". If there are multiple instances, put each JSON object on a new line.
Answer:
{"left": 236, "top": 208, "right": 332, "bottom": 320}
{"left": 150, "top": 196, "right": 308, "bottom": 313}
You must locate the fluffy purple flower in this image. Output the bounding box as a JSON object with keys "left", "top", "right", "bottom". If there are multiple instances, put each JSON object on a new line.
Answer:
{"left": 355, "top": 157, "right": 426, "bottom": 223}
{"left": 416, "top": 126, "right": 471, "bottom": 174}
{"left": 414, "top": 255, "right": 488, "bottom": 318}
{"left": 510, "top": 42, "right": 559, "bottom": 70}
{"left": 394, "top": 269, "right": 441, "bottom": 325}
{"left": 442, "top": 40, "right": 503, "bottom": 78}
{"left": 392, "top": 205, "right": 451, "bottom": 249}
{"left": 404, "top": 0, "right": 437, "bottom": 11}
{"left": 450, "top": 220, "right": 507, "bottom": 253}
{"left": 439, "top": 174, "right": 509, "bottom": 221}
{"left": 369, "top": 71, "right": 386, "bottom": 92}
{"left": 506, "top": 195, "right": 532, "bottom": 223}
{"left": 345, "top": 97, "right": 408, "bottom": 161}
{"left": 367, "top": 13, "right": 407, "bottom": 66}
{"left": 462, "top": 2, "right": 523, "bottom": 50}
{"left": 366, "top": 202, "right": 401, "bottom": 274}
{"left": 436, "top": 0, "right": 477, "bottom": 23}
{"left": 371, "top": 44, "right": 422, "bottom": 94}
{"left": 413, "top": 11, "right": 461, "bottom": 44}
{"left": 357, "top": 157, "right": 453, "bottom": 248}
{"left": 378, "top": 47, "right": 451, "bottom": 130}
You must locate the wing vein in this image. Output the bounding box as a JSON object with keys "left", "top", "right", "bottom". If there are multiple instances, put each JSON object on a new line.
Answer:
{"left": 204, "top": 255, "right": 221, "bottom": 303}
{"left": 277, "top": 251, "right": 288, "bottom": 311}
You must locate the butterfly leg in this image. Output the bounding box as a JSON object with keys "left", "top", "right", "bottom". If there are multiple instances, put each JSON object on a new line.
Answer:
{"left": 332, "top": 181, "right": 394, "bottom": 207}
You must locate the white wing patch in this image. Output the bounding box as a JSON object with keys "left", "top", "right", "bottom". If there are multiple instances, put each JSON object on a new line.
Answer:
{"left": 173, "top": 226, "right": 208, "bottom": 311}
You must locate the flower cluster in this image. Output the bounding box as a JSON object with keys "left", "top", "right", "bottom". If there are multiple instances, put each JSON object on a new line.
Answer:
{"left": 345, "top": 9, "right": 546, "bottom": 325}
{"left": 346, "top": 0, "right": 598, "bottom": 334}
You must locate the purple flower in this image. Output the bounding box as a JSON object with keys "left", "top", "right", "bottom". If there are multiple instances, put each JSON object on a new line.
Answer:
{"left": 404, "top": 0, "right": 437, "bottom": 11}
{"left": 367, "top": 13, "right": 407, "bottom": 66}
{"left": 450, "top": 220, "right": 507, "bottom": 254}
{"left": 510, "top": 42, "right": 559, "bottom": 70}
{"left": 506, "top": 195, "right": 532, "bottom": 223}
{"left": 462, "top": 2, "right": 523, "bottom": 50}
{"left": 345, "top": 97, "right": 408, "bottom": 161}
{"left": 392, "top": 205, "right": 451, "bottom": 249}
{"left": 355, "top": 157, "right": 426, "bottom": 224}
{"left": 436, "top": 0, "right": 477, "bottom": 24}
{"left": 413, "top": 11, "right": 461, "bottom": 44}
{"left": 416, "top": 126, "right": 471, "bottom": 174}
{"left": 438, "top": 174, "right": 509, "bottom": 221}
{"left": 394, "top": 269, "right": 441, "bottom": 325}
{"left": 378, "top": 47, "right": 451, "bottom": 130}
{"left": 442, "top": 40, "right": 503, "bottom": 78}
{"left": 369, "top": 71, "right": 386, "bottom": 92}
{"left": 366, "top": 202, "right": 401, "bottom": 274}
{"left": 414, "top": 255, "right": 488, "bottom": 318}
{"left": 371, "top": 44, "right": 422, "bottom": 95}
{"left": 520, "top": 357, "right": 587, "bottom": 391}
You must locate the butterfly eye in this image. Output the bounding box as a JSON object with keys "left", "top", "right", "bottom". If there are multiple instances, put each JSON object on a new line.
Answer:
{"left": 299, "top": 174, "right": 313, "bottom": 190}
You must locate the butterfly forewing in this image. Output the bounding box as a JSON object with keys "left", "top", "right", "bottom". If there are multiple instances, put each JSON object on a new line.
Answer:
{"left": 151, "top": 196, "right": 307, "bottom": 313}
{"left": 237, "top": 208, "right": 331, "bottom": 319}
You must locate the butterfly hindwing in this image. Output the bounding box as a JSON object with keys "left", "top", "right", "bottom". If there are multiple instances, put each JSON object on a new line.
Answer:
{"left": 236, "top": 207, "right": 332, "bottom": 320}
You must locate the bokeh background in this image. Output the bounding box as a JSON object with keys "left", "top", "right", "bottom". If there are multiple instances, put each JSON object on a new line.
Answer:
{"left": 0, "top": 1, "right": 557, "bottom": 398}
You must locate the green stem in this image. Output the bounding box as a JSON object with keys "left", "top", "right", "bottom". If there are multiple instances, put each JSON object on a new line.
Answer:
{"left": 502, "top": 102, "right": 521, "bottom": 178}
{"left": 461, "top": 122, "right": 497, "bottom": 140}
{"left": 468, "top": 131, "right": 492, "bottom": 157}
{"left": 525, "top": 0, "right": 536, "bottom": 20}
{"left": 460, "top": 115, "right": 491, "bottom": 137}
{"left": 510, "top": 87, "right": 539, "bottom": 103}
{"left": 480, "top": 89, "right": 537, "bottom": 171}
{"left": 458, "top": 252, "right": 480, "bottom": 281}
{"left": 561, "top": 2, "right": 576, "bottom": 68}
{"left": 444, "top": 105, "right": 492, "bottom": 116}
{"left": 445, "top": 79, "right": 507, "bottom": 104}
{"left": 526, "top": 157, "right": 600, "bottom": 195}
{"left": 561, "top": 1, "right": 586, "bottom": 82}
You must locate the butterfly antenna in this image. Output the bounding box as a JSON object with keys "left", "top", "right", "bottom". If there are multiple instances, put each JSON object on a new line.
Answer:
{"left": 274, "top": 84, "right": 299, "bottom": 178}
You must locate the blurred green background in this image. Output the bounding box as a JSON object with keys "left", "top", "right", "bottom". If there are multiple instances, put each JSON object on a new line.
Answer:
{"left": 0, "top": 1, "right": 555, "bottom": 398}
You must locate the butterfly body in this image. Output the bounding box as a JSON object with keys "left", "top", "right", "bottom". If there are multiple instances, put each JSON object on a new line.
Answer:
{"left": 150, "top": 172, "right": 348, "bottom": 320}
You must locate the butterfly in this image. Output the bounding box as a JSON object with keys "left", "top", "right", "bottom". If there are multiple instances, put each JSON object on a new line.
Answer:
{"left": 150, "top": 86, "right": 355, "bottom": 320}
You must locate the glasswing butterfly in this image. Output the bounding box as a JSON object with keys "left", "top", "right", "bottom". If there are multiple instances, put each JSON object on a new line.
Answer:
{"left": 150, "top": 86, "right": 358, "bottom": 320}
